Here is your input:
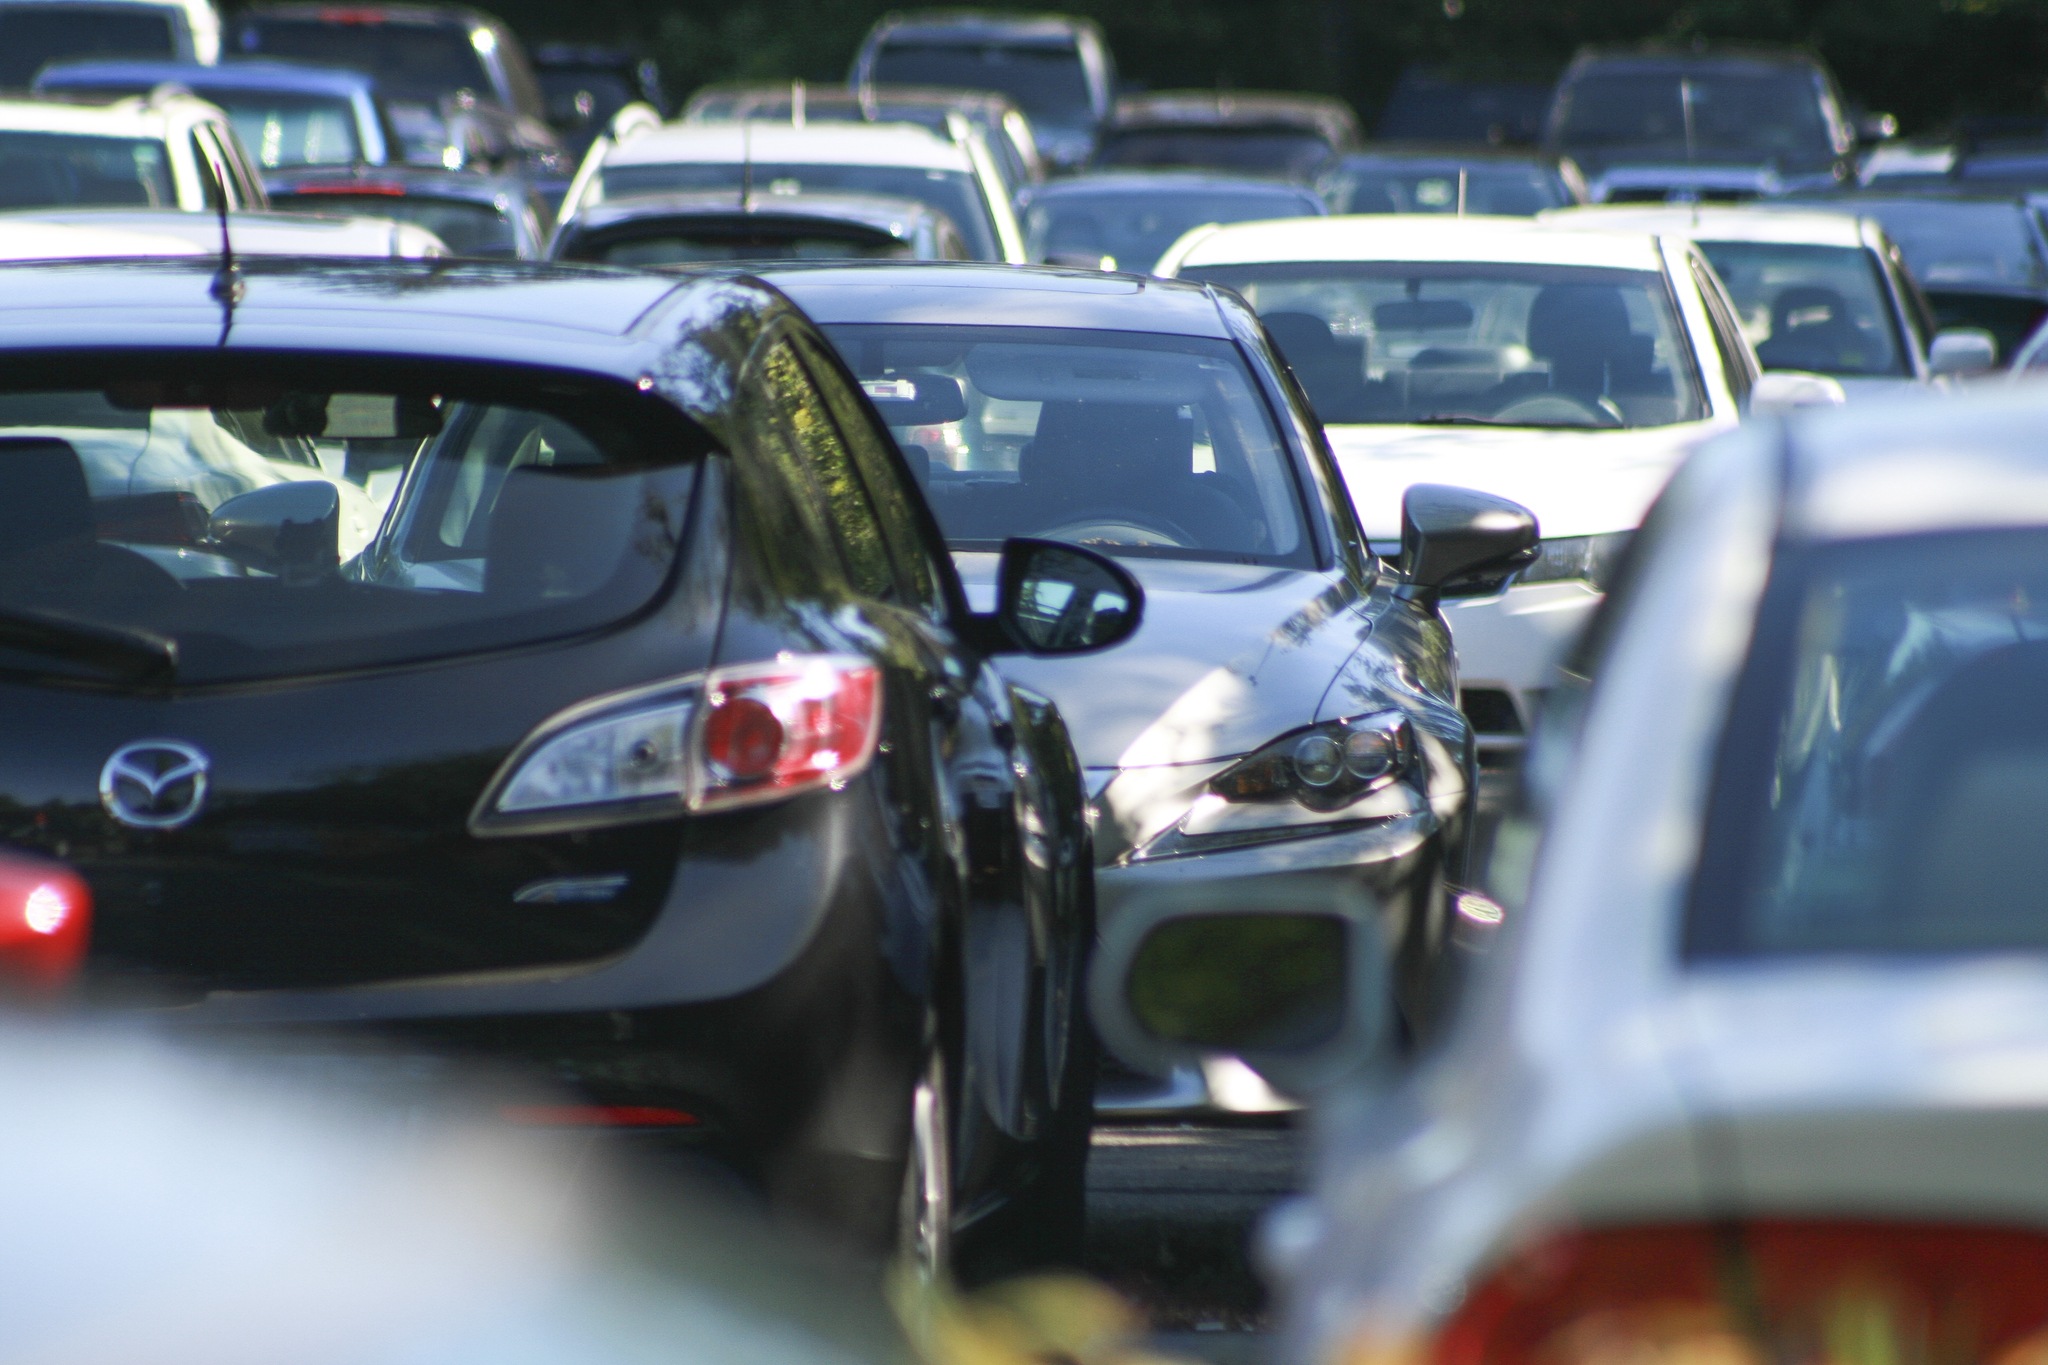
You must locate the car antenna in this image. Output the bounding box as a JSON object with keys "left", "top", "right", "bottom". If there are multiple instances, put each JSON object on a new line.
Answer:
{"left": 205, "top": 150, "right": 243, "bottom": 345}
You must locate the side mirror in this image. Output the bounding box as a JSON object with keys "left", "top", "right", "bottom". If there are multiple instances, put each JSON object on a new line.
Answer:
{"left": 985, "top": 537, "right": 1143, "bottom": 655}
{"left": 1397, "top": 484, "right": 1538, "bottom": 602}
{"left": 1928, "top": 327, "right": 1999, "bottom": 378}
{"left": 209, "top": 481, "right": 340, "bottom": 582}
{"left": 1088, "top": 877, "right": 1392, "bottom": 1097}
{"left": 1748, "top": 370, "right": 1848, "bottom": 414}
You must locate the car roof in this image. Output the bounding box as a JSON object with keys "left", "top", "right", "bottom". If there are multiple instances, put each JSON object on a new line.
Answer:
{"left": 1027, "top": 169, "right": 1326, "bottom": 200}
{"left": 750, "top": 261, "right": 1235, "bottom": 337}
{"left": 569, "top": 190, "right": 942, "bottom": 237}
{"left": 869, "top": 11, "right": 1096, "bottom": 46}
{"left": 0, "top": 94, "right": 204, "bottom": 136}
{"left": 36, "top": 58, "right": 377, "bottom": 95}
{"left": 1168, "top": 214, "right": 1670, "bottom": 272}
{"left": 1545, "top": 204, "right": 1873, "bottom": 248}
{"left": 607, "top": 121, "right": 971, "bottom": 172}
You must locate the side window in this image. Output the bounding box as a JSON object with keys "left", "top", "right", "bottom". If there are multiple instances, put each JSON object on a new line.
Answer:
{"left": 792, "top": 330, "right": 948, "bottom": 618}
{"left": 1690, "top": 255, "right": 1756, "bottom": 406}
{"left": 756, "top": 338, "right": 898, "bottom": 602}
{"left": 1886, "top": 240, "right": 1936, "bottom": 353}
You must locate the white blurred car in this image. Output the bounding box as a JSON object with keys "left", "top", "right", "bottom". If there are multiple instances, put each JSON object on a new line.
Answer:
{"left": 0, "top": 89, "right": 267, "bottom": 211}
{"left": 1156, "top": 215, "right": 1764, "bottom": 756}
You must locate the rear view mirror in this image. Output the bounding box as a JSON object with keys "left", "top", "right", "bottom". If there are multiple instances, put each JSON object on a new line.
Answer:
{"left": 262, "top": 393, "right": 443, "bottom": 441}
{"left": 1089, "top": 877, "right": 1392, "bottom": 1096}
{"left": 860, "top": 372, "right": 967, "bottom": 426}
{"left": 209, "top": 481, "right": 340, "bottom": 582}
{"left": 1748, "top": 370, "right": 1848, "bottom": 414}
{"left": 989, "top": 537, "right": 1143, "bottom": 655}
{"left": 1374, "top": 298, "right": 1474, "bottom": 332}
{"left": 1397, "top": 483, "right": 1539, "bottom": 602}
{"left": 1928, "top": 327, "right": 1999, "bottom": 378}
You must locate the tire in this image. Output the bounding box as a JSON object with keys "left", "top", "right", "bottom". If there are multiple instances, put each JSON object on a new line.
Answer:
{"left": 953, "top": 1021, "right": 1096, "bottom": 1284}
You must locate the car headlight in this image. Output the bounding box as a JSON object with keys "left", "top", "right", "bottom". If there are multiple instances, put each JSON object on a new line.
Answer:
{"left": 470, "top": 656, "right": 883, "bottom": 835}
{"left": 1513, "top": 532, "right": 1632, "bottom": 590}
{"left": 1135, "top": 711, "right": 1415, "bottom": 858}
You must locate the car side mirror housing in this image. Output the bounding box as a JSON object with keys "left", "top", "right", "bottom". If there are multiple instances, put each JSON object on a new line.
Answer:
{"left": 209, "top": 481, "right": 340, "bottom": 583}
{"left": 1748, "top": 370, "right": 1848, "bottom": 414}
{"left": 1928, "top": 327, "right": 1999, "bottom": 378}
{"left": 982, "top": 537, "right": 1144, "bottom": 655}
{"left": 1087, "top": 877, "right": 1393, "bottom": 1097}
{"left": 1397, "top": 483, "right": 1538, "bottom": 602}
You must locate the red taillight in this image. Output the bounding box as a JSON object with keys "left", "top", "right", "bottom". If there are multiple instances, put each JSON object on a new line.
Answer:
{"left": 500, "top": 1104, "right": 700, "bottom": 1129}
{"left": 692, "top": 657, "right": 883, "bottom": 812}
{"left": 1433, "top": 1222, "right": 2048, "bottom": 1365}
{"left": 0, "top": 852, "right": 90, "bottom": 990}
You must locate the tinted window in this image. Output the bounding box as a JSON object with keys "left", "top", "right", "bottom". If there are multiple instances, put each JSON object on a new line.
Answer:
{"left": 1179, "top": 261, "right": 1707, "bottom": 429}
{"left": 1696, "top": 241, "right": 1908, "bottom": 378}
{"left": 1324, "top": 162, "right": 1568, "bottom": 216}
{"left": 820, "top": 324, "right": 1311, "bottom": 567}
{"left": 0, "top": 131, "right": 173, "bottom": 208}
{"left": 1025, "top": 186, "right": 1320, "bottom": 271}
{"left": 0, "top": 7, "right": 173, "bottom": 87}
{"left": 1854, "top": 200, "right": 2048, "bottom": 290}
{"left": 538, "top": 69, "right": 635, "bottom": 127}
{"left": 1094, "top": 129, "right": 1335, "bottom": 180}
{"left": 239, "top": 18, "right": 492, "bottom": 106}
{"left": 211, "top": 92, "right": 361, "bottom": 169}
{"left": 597, "top": 163, "right": 999, "bottom": 261}
{"left": 1690, "top": 531, "right": 2048, "bottom": 957}
{"left": 1556, "top": 68, "right": 1834, "bottom": 163}
{"left": 870, "top": 41, "right": 1090, "bottom": 129}
{"left": 0, "top": 376, "right": 700, "bottom": 686}
{"left": 577, "top": 224, "right": 912, "bottom": 265}
{"left": 275, "top": 193, "right": 518, "bottom": 257}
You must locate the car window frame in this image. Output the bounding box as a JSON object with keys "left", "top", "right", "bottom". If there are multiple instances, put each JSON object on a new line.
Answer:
{"left": 1688, "top": 249, "right": 1757, "bottom": 406}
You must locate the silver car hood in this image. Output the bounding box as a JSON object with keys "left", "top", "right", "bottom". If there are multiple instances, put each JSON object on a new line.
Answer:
{"left": 953, "top": 551, "right": 1370, "bottom": 770}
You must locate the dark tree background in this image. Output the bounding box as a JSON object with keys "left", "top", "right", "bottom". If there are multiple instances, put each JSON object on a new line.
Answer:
{"left": 475, "top": 0, "right": 2048, "bottom": 135}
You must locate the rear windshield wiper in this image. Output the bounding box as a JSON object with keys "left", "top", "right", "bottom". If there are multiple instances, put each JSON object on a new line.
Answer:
{"left": 0, "top": 608, "right": 177, "bottom": 684}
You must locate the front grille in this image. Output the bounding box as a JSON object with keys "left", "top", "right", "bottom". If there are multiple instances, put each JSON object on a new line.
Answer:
{"left": 1460, "top": 687, "right": 1523, "bottom": 735}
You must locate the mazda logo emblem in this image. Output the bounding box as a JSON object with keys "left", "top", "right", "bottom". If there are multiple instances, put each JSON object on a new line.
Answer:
{"left": 99, "top": 740, "right": 211, "bottom": 830}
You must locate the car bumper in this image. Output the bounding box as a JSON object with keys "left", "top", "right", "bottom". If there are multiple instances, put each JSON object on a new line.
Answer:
{"left": 1443, "top": 580, "right": 1603, "bottom": 757}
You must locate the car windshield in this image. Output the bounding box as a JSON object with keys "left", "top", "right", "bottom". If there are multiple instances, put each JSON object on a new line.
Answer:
{"left": 1176, "top": 261, "right": 1706, "bottom": 428}
{"left": 1690, "top": 530, "right": 2048, "bottom": 957}
{"left": 597, "top": 162, "right": 998, "bottom": 260}
{"left": 0, "top": 375, "right": 698, "bottom": 686}
{"left": 1556, "top": 69, "right": 1834, "bottom": 162}
{"left": 0, "top": 131, "right": 174, "bottom": 208}
{"left": 1094, "top": 129, "right": 1335, "bottom": 179}
{"left": 870, "top": 41, "right": 1090, "bottom": 128}
{"left": 819, "top": 324, "right": 1311, "bottom": 566}
{"left": 212, "top": 92, "right": 362, "bottom": 168}
{"left": 0, "top": 7, "right": 174, "bottom": 88}
{"left": 275, "top": 193, "right": 519, "bottom": 257}
{"left": 1324, "top": 162, "right": 1569, "bottom": 216}
{"left": 1696, "top": 240, "right": 1909, "bottom": 377}
{"left": 574, "top": 223, "right": 913, "bottom": 264}
{"left": 537, "top": 69, "right": 634, "bottom": 125}
{"left": 1025, "top": 186, "right": 1318, "bottom": 271}
{"left": 239, "top": 19, "right": 492, "bottom": 106}
{"left": 1853, "top": 200, "right": 2048, "bottom": 290}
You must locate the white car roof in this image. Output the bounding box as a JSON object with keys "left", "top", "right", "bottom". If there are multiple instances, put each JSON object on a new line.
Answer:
{"left": 7, "top": 208, "right": 445, "bottom": 258}
{"left": 0, "top": 95, "right": 209, "bottom": 138}
{"left": 0, "top": 217, "right": 201, "bottom": 260}
{"left": 607, "top": 120, "right": 971, "bottom": 173}
{"left": 1163, "top": 214, "right": 1670, "bottom": 273}
{"left": 1541, "top": 203, "right": 1875, "bottom": 249}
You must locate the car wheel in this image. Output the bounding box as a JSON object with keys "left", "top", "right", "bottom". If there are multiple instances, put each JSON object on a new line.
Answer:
{"left": 954, "top": 1008, "right": 1095, "bottom": 1282}
{"left": 896, "top": 1043, "right": 954, "bottom": 1284}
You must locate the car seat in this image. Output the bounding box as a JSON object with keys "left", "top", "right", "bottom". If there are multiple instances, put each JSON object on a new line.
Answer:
{"left": 0, "top": 154, "right": 73, "bottom": 209}
{"left": 1263, "top": 312, "right": 1385, "bottom": 422}
{"left": 1489, "top": 283, "right": 1658, "bottom": 414}
{"left": 0, "top": 438, "right": 172, "bottom": 597}
{"left": 484, "top": 465, "right": 641, "bottom": 603}
{"left": 1756, "top": 285, "right": 1865, "bottom": 375}
{"left": 1015, "top": 400, "right": 1253, "bottom": 551}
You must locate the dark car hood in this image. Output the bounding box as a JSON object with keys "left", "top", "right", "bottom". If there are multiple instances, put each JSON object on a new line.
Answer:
{"left": 954, "top": 552, "right": 1369, "bottom": 770}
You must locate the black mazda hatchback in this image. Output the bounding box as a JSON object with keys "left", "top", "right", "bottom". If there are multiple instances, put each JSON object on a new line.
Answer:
{"left": 0, "top": 257, "right": 1139, "bottom": 1275}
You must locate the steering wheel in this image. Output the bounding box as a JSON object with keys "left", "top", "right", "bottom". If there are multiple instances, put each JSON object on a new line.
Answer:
{"left": 1492, "top": 392, "right": 1624, "bottom": 429}
{"left": 1035, "top": 509, "right": 1196, "bottom": 549}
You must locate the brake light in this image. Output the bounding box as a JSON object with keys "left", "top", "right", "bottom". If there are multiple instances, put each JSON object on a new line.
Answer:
{"left": 694, "top": 657, "right": 882, "bottom": 812}
{"left": 0, "top": 852, "right": 91, "bottom": 990}
{"left": 1418, "top": 1222, "right": 2048, "bottom": 1365}
{"left": 500, "top": 1104, "right": 700, "bottom": 1129}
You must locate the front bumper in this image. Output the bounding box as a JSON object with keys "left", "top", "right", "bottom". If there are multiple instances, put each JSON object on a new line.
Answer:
{"left": 1443, "top": 580, "right": 1603, "bottom": 758}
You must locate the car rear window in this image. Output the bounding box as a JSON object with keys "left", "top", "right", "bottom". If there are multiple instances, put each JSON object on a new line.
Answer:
{"left": 0, "top": 6, "right": 175, "bottom": 88}
{"left": 572, "top": 222, "right": 913, "bottom": 265}
{"left": 1324, "top": 162, "right": 1570, "bottom": 216}
{"left": 1689, "top": 530, "right": 2048, "bottom": 957}
{"left": 0, "top": 131, "right": 174, "bottom": 208}
{"left": 214, "top": 92, "right": 362, "bottom": 168}
{"left": 1025, "top": 186, "right": 1321, "bottom": 273}
{"left": 1094, "top": 128, "right": 1336, "bottom": 180}
{"left": 869, "top": 41, "right": 1090, "bottom": 129}
{"left": 0, "top": 367, "right": 704, "bottom": 687}
{"left": 275, "top": 193, "right": 518, "bottom": 257}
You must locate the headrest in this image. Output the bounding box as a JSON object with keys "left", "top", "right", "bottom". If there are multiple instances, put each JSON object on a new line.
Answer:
{"left": 1018, "top": 401, "right": 1193, "bottom": 488}
{"left": 1264, "top": 311, "right": 1366, "bottom": 367}
{"left": 1773, "top": 285, "right": 1851, "bottom": 331}
{"left": 0, "top": 438, "right": 94, "bottom": 560}
{"left": 1526, "top": 283, "right": 1635, "bottom": 360}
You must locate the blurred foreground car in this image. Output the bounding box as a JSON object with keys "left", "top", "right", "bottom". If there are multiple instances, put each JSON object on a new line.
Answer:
{"left": 0, "top": 0, "right": 218, "bottom": 88}
{"left": 1020, "top": 170, "right": 1325, "bottom": 272}
{"left": 0, "top": 257, "right": 1127, "bottom": 1276}
{"left": 767, "top": 262, "right": 1535, "bottom": 1104}
{"left": 267, "top": 163, "right": 547, "bottom": 256}
{"left": 850, "top": 10, "right": 1113, "bottom": 171}
{"left": 1320, "top": 148, "right": 1580, "bottom": 216}
{"left": 1096, "top": 387, "right": 2048, "bottom": 1365}
{"left": 0, "top": 89, "right": 266, "bottom": 210}
{"left": 1549, "top": 203, "right": 1990, "bottom": 391}
{"left": 550, "top": 189, "right": 970, "bottom": 263}
{"left": 1094, "top": 91, "right": 1360, "bottom": 181}
{"left": 1157, "top": 215, "right": 1765, "bottom": 756}
{"left": 559, "top": 119, "right": 1026, "bottom": 263}
{"left": 34, "top": 58, "right": 392, "bottom": 175}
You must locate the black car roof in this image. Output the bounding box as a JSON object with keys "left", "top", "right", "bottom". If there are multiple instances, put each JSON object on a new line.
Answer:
{"left": 748, "top": 261, "right": 1236, "bottom": 337}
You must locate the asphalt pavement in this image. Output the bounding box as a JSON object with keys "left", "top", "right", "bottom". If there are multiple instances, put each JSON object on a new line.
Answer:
{"left": 1086, "top": 1122, "right": 1301, "bottom": 1364}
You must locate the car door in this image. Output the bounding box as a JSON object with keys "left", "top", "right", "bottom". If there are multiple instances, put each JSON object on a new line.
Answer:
{"left": 779, "top": 326, "right": 1089, "bottom": 1184}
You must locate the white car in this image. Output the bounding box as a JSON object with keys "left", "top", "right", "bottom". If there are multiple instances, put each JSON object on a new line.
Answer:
{"left": 5, "top": 207, "right": 447, "bottom": 258}
{"left": 1155, "top": 214, "right": 1759, "bottom": 756}
{"left": 554, "top": 118, "right": 1028, "bottom": 263}
{"left": 0, "top": 90, "right": 267, "bottom": 213}
{"left": 0, "top": 0, "right": 219, "bottom": 86}
{"left": 1546, "top": 202, "right": 2003, "bottom": 391}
